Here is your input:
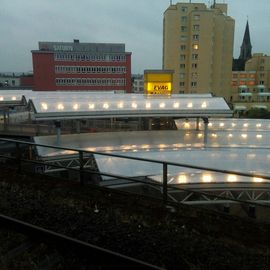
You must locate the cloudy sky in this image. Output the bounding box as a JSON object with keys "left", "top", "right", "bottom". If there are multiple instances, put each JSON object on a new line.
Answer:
{"left": 0, "top": 0, "right": 269, "bottom": 74}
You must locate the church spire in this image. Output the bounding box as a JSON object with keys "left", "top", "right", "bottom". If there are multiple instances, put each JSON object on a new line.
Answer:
{"left": 239, "top": 20, "right": 252, "bottom": 60}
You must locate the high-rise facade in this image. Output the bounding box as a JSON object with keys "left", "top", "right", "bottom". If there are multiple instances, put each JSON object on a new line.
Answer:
{"left": 163, "top": 2, "right": 235, "bottom": 100}
{"left": 32, "top": 40, "right": 132, "bottom": 92}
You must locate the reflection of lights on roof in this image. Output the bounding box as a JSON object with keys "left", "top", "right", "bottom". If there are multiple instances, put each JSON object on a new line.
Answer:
{"left": 145, "top": 102, "right": 151, "bottom": 109}
{"left": 211, "top": 133, "right": 217, "bottom": 138}
{"left": 208, "top": 123, "right": 213, "bottom": 127}
{"left": 41, "top": 103, "right": 48, "bottom": 110}
{"left": 201, "top": 102, "right": 207, "bottom": 108}
{"left": 185, "top": 133, "right": 190, "bottom": 136}
{"left": 103, "top": 103, "right": 109, "bottom": 109}
{"left": 228, "top": 133, "right": 233, "bottom": 138}
{"left": 159, "top": 102, "right": 165, "bottom": 108}
{"left": 141, "top": 144, "right": 150, "bottom": 149}
{"left": 253, "top": 177, "right": 264, "bottom": 183}
{"left": 184, "top": 122, "right": 190, "bottom": 128}
{"left": 197, "top": 133, "right": 203, "bottom": 138}
{"left": 131, "top": 102, "right": 137, "bottom": 109}
{"left": 243, "top": 123, "right": 248, "bottom": 128}
{"left": 231, "top": 123, "right": 236, "bottom": 127}
{"left": 241, "top": 134, "right": 247, "bottom": 139}
{"left": 219, "top": 122, "right": 224, "bottom": 127}
{"left": 89, "top": 103, "right": 95, "bottom": 109}
{"left": 73, "top": 103, "right": 79, "bottom": 110}
{"left": 227, "top": 175, "right": 237, "bottom": 182}
{"left": 202, "top": 174, "right": 212, "bottom": 183}
{"left": 117, "top": 102, "right": 124, "bottom": 108}
{"left": 57, "top": 103, "right": 64, "bottom": 110}
{"left": 256, "top": 134, "right": 262, "bottom": 139}
{"left": 173, "top": 102, "right": 179, "bottom": 108}
{"left": 256, "top": 123, "right": 262, "bottom": 128}
{"left": 187, "top": 102, "right": 193, "bottom": 108}
{"left": 178, "top": 174, "right": 187, "bottom": 184}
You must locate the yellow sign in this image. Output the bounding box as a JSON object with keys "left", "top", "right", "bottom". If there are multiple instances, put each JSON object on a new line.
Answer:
{"left": 144, "top": 70, "right": 173, "bottom": 95}
{"left": 146, "top": 82, "right": 172, "bottom": 95}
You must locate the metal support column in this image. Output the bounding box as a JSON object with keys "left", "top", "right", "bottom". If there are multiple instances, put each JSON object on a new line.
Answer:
{"left": 163, "top": 163, "right": 168, "bottom": 203}
{"left": 196, "top": 117, "right": 200, "bottom": 131}
{"left": 79, "top": 151, "right": 84, "bottom": 186}
{"left": 55, "top": 121, "right": 61, "bottom": 145}
{"left": 203, "top": 117, "right": 209, "bottom": 146}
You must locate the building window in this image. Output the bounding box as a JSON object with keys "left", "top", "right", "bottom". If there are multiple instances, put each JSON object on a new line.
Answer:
{"left": 179, "top": 90, "right": 185, "bottom": 93}
{"left": 191, "top": 81, "right": 197, "bottom": 87}
{"left": 180, "top": 82, "right": 185, "bottom": 87}
{"left": 181, "top": 6, "right": 188, "bottom": 12}
{"left": 192, "top": 63, "right": 198, "bottom": 69}
{"left": 181, "top": 26, "right": 187, "bottom": 32}
{"left": 180, "top": 73, "right": 185, "bottom": 79}
{"left": 180, "top": 45, "right": 186, "bottom": 51}
{"left": 193, "top": 24, "right": 200, "bottom": 31}
{"left": 180, "top": 64, "right": 185, "bottom": 69}
{"left": 191, "top": 72, "right": 198, "bottom": 78}
{"left": 193, "top": 34, "right": 199, "bottom": 41}
{"left": 193, "top": 44, "right": 199, "bottom": 50}
{"left": 181, "top": 35, "right": 187, "bottom": 41}
{"left": 259, "top": 81, "right": 264, "bottom": 85}
{"left": 260, "top": 73, "right": 265, "bottom": 78}
{"left": 192, "top": 54, "right": 198, "bottom": 60}
{"left": 181, "top": 16, "right": 187, "bottom": 23}
{"left": 259, "top": 66, "right": 264, "bottom": 71}
{"left": 180, "top": 54, "right": 186, "bottom": 60}
{"left": 193, "top": 15, "right": 200, "bottom": 20}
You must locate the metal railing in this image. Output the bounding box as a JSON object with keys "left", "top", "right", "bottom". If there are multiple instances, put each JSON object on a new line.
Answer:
{"left": 1, "top": 137, "right": 270, "bottom": 218}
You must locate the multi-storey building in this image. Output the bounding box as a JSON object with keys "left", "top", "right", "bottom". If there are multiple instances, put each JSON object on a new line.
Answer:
{"left": 163, "top": 2, "right": 235, "bottom": 100}
{"left": 132, "top": 74, "right": 144, "bottom": 93}
{"left": 32, "top": 40, "right": 132, "bottom": 92}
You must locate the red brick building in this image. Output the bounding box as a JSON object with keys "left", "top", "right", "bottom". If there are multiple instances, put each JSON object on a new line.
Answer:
{"left": 32, "top": 40, "right": 132, "bottom": 92}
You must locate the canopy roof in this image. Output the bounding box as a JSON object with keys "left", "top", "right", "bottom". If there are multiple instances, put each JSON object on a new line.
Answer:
{"left": 0, "top": 90, "right": 232, "bottom": 120}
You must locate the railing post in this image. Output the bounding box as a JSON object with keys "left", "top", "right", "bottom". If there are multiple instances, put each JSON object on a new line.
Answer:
{"left": 15, "top": 142, "right": 21, "bottom": 173}
{"left": 163, "top": 163, "right": 168, "bottom": 203}
{"left": 79, "top": 151, "right": 84, "bottom": 186}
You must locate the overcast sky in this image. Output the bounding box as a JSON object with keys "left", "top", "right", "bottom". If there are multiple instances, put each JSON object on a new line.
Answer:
{"left": 0, "top": 0, "right": 269, "bottom": 74}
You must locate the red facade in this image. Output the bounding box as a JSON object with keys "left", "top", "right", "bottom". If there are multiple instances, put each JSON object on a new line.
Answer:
{"left": 32, "top": 41, "right": 132, "bottom": 92}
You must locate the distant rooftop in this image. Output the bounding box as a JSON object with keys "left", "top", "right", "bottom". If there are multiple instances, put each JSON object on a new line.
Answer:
{"left": 37, "top": 40, "right": 126, "bottom": 53}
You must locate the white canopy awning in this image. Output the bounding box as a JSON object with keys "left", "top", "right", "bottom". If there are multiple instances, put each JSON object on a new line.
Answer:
{"left": 234, "top": 105, "right": 247, "bottom": 111}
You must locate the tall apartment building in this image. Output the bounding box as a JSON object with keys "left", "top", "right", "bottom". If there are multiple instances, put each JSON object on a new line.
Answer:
{"left": 163, "top": 2, "right": 235, "bottom": 100}
{"left": 32, "top": 40, "right": 132, "bottom": 92}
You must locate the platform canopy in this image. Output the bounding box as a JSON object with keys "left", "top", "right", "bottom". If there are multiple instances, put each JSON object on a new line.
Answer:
{"left": 28, "top": 92, "right": 231, "bottom": 120}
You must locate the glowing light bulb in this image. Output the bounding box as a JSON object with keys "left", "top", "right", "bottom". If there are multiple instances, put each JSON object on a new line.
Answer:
{"left": 253, "top": 177, "right": 263, "bottom": 183}
{"left": 131, "top": 102, "right": 137, "bottom": 109}
{"left": 256, "top": 123, "right": 262, "bottom": 128}
{"left": 11, "top": 96, "right": 16, "bottom": 101}
{"left": 0, "top": 97, "right": 3, "bottom": 101}
{"left": 228, "top": 133, "right": 233, "bottom": 138}
{"left": 202, "top": 174, "right": 212, "bottom": 183}
{"left": 208, "top": 123, "right": 213, "bottom": 127}
{"left": 219, "top": 123, "right": 224, "bottom": 127}
{"left": 231, "top": 123, "right": 236, "bottom": 127}
{"left": 103, "top": 103, "right": 109, "bottom": 109}
{"left": 243, "top": 123, "right": 248, "bottom": 128}
{"left": 187, "top": 102, "right": 193, "bottom": 108}
{"left": 241, "top": 134, "right": 247, "bottom": 139}
{"left": 227, "top": 175, "right": 237, "bottom": 182}
{"left": 256, "top": 134, "right": 262, "bottom": 139}
{"left": 145, "top": 102, "right": 151, "bottom": 109}
{"left": 73, "top": 103, "right": 79, "bottom": 110}
{"left": 118, "top": 102, "right": 124, "bottom": 108}
{"left": 41, "top": 103, "right": 48, "bottom": 110}
{"left": 89, "top": 103, "right": 95, "bottom": 109}
{"left": 57, "top": 103, "right": 64, "bottom": 110}
{"left": 159, "top": 102, "right": 165, "bottom": 108}
{"left": 201, "top": 102, "right": 207, "bottom": 108}
{"left": 178, "top": 174, "right": 187, "bottom": 184}
{"left": 173, "top": 102, "right": 179, "bottom": 108}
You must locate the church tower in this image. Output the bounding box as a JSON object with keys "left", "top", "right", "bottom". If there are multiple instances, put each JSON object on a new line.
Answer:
{"left": 233, "top": 20, "right": 252, "bottom": 71}
{"left": 239, "top": 20, "right": 252, "bottom": 60}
